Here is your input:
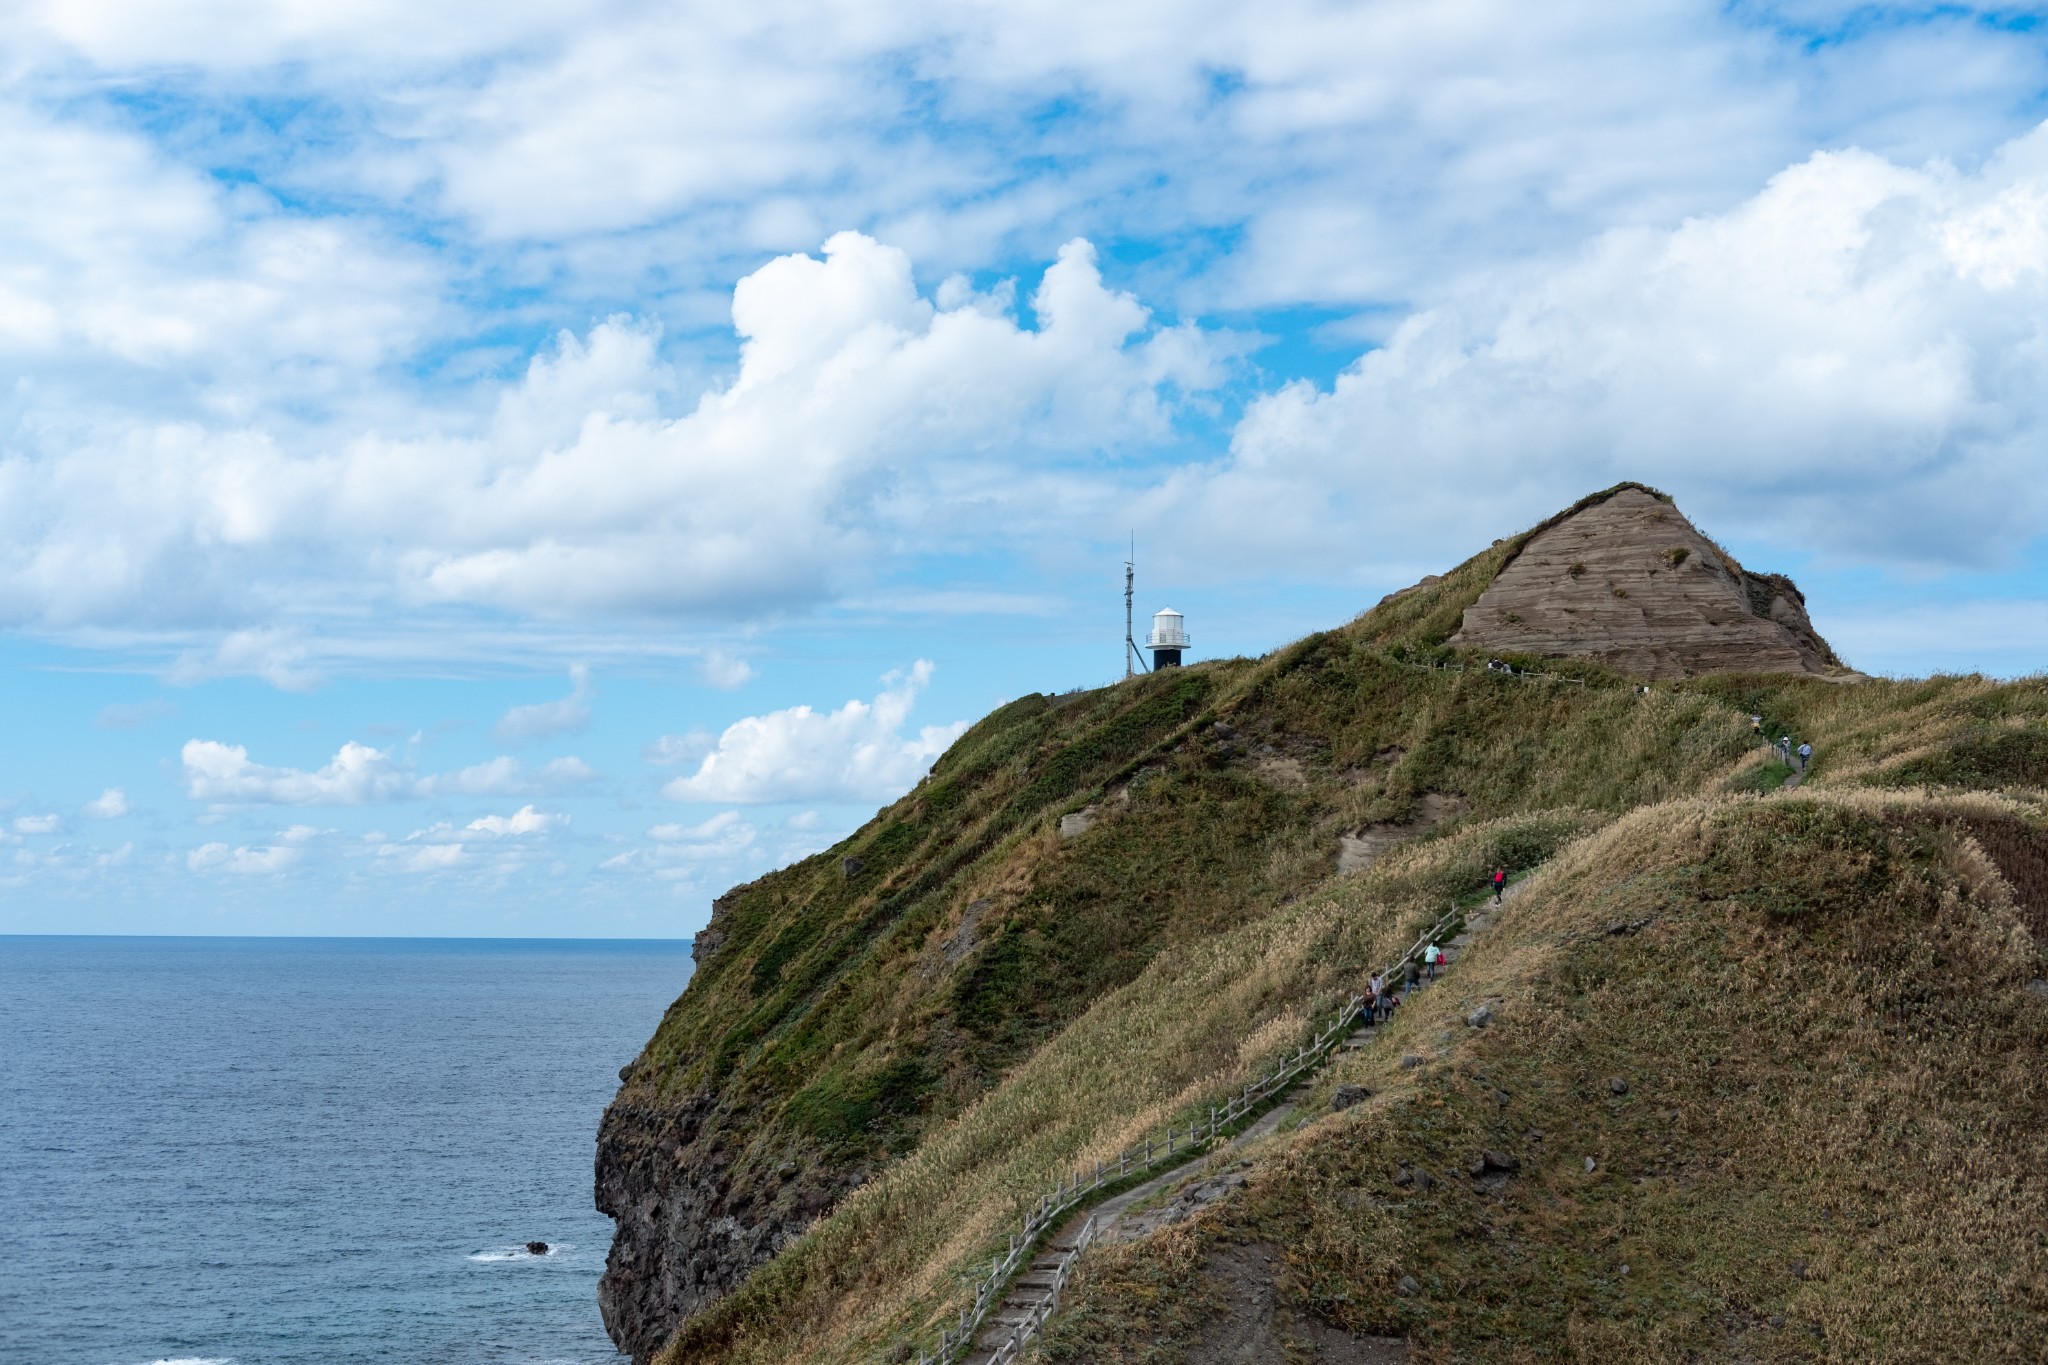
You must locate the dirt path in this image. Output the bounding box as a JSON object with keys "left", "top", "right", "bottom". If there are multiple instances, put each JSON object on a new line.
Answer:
{"left": 960, "top": 876, "right": 1533, "bottom": 1364}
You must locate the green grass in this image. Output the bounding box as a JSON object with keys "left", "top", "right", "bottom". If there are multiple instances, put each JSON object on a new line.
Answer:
{"left": 1037, "top": 789, "right": 2048, "bottom": 1362}
{"left": 613, "top": 487, "right": 2048, "bottom": 1365}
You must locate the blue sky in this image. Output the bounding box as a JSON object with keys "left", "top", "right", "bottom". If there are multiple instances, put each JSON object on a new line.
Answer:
{"left": 5, "top": 0, "right": 2048, "bottom": 937}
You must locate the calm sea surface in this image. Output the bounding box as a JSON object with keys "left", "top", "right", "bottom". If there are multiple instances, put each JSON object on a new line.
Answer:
{"left": 0, "top": 936, "right": 695, "bottom": 1365}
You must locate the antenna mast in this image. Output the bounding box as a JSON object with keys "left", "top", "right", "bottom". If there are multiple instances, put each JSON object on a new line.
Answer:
{"left": 1124, "top": 533, "right": 1148, "bottom": 678}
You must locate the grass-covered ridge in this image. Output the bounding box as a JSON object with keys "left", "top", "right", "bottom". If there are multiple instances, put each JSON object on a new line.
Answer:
{"left": 616, "top": 493, "right": 2048, "bottom": 1364}
{"left": 1039, "top": 788, "right": 2048, "bottom": 1361}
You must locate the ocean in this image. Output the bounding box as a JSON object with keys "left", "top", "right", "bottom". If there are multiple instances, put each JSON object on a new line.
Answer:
{"left": 0, "top": 936, "right": 696, "bottom": 1365}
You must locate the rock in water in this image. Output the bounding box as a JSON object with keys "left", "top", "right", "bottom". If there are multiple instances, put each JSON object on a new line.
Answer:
{"left": 527, "top": 1241, "right": 550, "bottom": 1255}
{"left": 1448, "top": 485, "right": 1845, "bottom": 679}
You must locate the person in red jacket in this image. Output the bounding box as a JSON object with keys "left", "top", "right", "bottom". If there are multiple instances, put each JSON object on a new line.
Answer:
{"left": 1491, "top": 866, "right": 1506, "bottom": 903}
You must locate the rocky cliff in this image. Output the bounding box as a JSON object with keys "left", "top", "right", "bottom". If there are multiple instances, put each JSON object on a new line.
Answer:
{"left": 1448, "top": 484, "right": 1844, "bottom": 678}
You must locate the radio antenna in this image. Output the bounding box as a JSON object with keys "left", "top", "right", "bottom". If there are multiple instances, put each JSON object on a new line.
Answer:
{"left": 1124, "top": 532, "right": 1148, "bottom": 678}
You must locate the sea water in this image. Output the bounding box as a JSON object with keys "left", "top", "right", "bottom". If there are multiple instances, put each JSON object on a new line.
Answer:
{"left": 0, "top": 936, "right": 696, "bottom": 1365}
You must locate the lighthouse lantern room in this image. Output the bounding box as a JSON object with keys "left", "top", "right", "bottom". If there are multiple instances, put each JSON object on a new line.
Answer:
{"left": 1146, "top": 608, "right": 1190, "bottom": 669}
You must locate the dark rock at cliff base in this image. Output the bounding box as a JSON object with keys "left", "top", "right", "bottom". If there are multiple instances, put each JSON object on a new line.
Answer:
{"left": 526, "top": 1241, "right": 550, "bottom": 1256}
{"left": 597, "top": 1094, "right": 864, "bottom": 1363}
{"left": 1447, "top": 486, "right": 1846, "bottom": 679}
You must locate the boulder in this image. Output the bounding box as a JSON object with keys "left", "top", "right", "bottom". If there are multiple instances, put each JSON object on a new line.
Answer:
{"left": 527, "top": 1241, "right": 550, "bottom": 1256}
{"left": 1330, "top": 1084, "right": 1372, "bottom": 1112}
{"left": 1466, "top": 1150, "right": 1520, "bottom": 1177}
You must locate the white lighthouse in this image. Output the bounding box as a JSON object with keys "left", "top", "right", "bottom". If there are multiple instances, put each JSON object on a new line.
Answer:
{"left": 1146, "top": 608, "right": 1190, "bottom": 670}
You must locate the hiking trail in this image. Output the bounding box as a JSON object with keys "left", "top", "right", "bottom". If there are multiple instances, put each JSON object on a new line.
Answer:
{"left": 953, "top": 878, "right": 1531, "bottom": 1365}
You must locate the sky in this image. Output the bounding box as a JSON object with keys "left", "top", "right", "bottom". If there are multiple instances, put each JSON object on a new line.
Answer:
{"left": 5, "top": 1, "right": 2048, "bottom": 937}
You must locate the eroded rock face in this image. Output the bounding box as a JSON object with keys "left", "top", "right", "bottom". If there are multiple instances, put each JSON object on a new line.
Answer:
{"left": 595, "top": 1095, "right": 857, "bottom": 1363}
{"left": 597, "top": 890, "right": 866, "bottom": 1363}
{"left": 1448, "top": 488, "right": 1842, "bottom": 679}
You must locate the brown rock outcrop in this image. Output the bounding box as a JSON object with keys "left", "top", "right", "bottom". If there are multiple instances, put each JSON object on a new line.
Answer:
{"left": 1448, "top": 486, "right": 1843, "bottom": 679}
{"left": 596, "top": 1094, "right": 860, "bottom": 1363}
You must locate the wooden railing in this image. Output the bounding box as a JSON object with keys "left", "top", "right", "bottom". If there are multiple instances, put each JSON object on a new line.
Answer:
{"left": 910, "top": 902, "right": 1464, "bottom": 1365}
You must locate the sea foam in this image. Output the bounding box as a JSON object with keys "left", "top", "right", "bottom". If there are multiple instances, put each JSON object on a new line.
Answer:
{"left": 468, "top": 1242, "right": 568, "bottom": 1262}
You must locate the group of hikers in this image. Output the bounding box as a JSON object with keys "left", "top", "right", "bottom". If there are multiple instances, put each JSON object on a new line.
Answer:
{"left": 1749, "top": 714, "right": 1813, "bottom": 772}
{"left": 1359, "top": 865, "right": 1507, "bottom": 1024}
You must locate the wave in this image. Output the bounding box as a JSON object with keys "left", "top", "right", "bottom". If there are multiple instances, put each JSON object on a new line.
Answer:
{"left": 467, "top": 1242, "right": 568, "bottom": 1263}
{"left": 134, "top": 1358, "right": 233, "bottom": 1365}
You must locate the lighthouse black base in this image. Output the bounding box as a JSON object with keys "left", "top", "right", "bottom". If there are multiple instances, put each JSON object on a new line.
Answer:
{"left": 1151, "top": 648, "right": 1182, "bottom": 669}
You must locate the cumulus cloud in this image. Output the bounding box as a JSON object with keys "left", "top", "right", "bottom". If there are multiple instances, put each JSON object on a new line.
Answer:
{"left": 0, "top": 234, "right": 1218, "bottom": 646}
{"left": 1156, "top": 128, "right": 2048, "bottom": 581}
{"left": 181, "top": 739, "right": 593, "bottom": 805}
{"left": 493, "top": 665, "right": 594, "bottom": 746}
{"left": 405, "top": 804, "right": 565, "bottom": 842}
{"left": 188, "top": 841, "right": 300, "bottom": 875}
{"left": 465, "top": 804, "right": 563, "bottom": 836}
{"left": 14, "top": 814, "right": 61, "bottom": 834}
{"left": 662, "top": 660, "right": 967, "bottom": 805}
{"left": 81, "top": 788, "right": 129, "bottom": 819}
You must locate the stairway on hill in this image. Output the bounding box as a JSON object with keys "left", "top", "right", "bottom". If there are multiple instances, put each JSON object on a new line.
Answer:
{"left": 958, "top": 877, "right": 1532, "bottom": 1365}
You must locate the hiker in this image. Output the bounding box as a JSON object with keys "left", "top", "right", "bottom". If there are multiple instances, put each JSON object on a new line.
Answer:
{"left": 1798, "top": 741, "right": 1812, "bottom": 773}
{"left": 1779, "top": 735, "right": 1792, "bottom": 763}
{"left": 1384, "top": 991, "right": 1402, "bottom": 1022}
{"left": 1491, "top": 866, "right": 1507, "bottom": 903}
{"left": 1750, "top": 714, "right": 1763, "bottom": 741}
{"left": 1365, "top": 972, "right": 1384, "bottom": 1022}
{"left": 1424, "top": 941, "right": 1442, "bottom": 981}
{"left": 1404, "top": 956, "right": 1420, "bottom": 992}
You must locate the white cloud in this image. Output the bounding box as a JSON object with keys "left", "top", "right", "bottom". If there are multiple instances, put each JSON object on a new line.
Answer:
{"left": 647, "top": 810, "right": 751, "bottom": 844}
{"left": 377, "top": 841, "right": 466, "bottom": 873}
{"left": 183, "top": 739, "right": 413, "bottom": 805}
{"left": 81, "top": 788, "right": 129, "bottom": 819}
{"left": 1159, "top": 127, "right": 2048, "bottom": 581}
{"left": 168, "top": 630, "right": 322, "bottom": 691}
{"left": 181, "top": 739, "right": 594, "bottom": 805}
{"left": 493, "top": 664, "right": 594, "bottom": 746}
{"left": 1, "top": 235, "right": 1220, "bottom": 639}
{"left": 13, "top": 814, "right": 61, "bottom": 834}
{"left": 278, "top": 823, "right": 326, "bottom": 843}
{"left": 463, "top": 804, "right": 563, "bottom": 837}
{"left": 663, "top": 660, "right": 967, "bottom": 805}
{"left": 698, "top": 649, "right": 756, "bottom": 690}
{"left": 602, "top": 811, "right": 759, "bottom": 878}
{"left": 188, "top": 841, "right": 301, "bottom": 875}
{"left": 644, "top": 730, "right": 716, "bottom": 766}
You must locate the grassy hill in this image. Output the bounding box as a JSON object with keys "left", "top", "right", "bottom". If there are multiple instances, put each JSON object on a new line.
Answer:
{"left": 599, "top": 486, "right": 2048, "bottom": 1364}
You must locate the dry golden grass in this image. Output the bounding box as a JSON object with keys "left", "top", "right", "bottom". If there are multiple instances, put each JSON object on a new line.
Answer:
{"left": 1038, "top": 787, "right": 2048, "bottom": 1362}
{"left": 623, "top": 492, "right": 2048, "bottom": 1365}
{"left": 658, "top": 814, "right": 1599, "bottom": 1365}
